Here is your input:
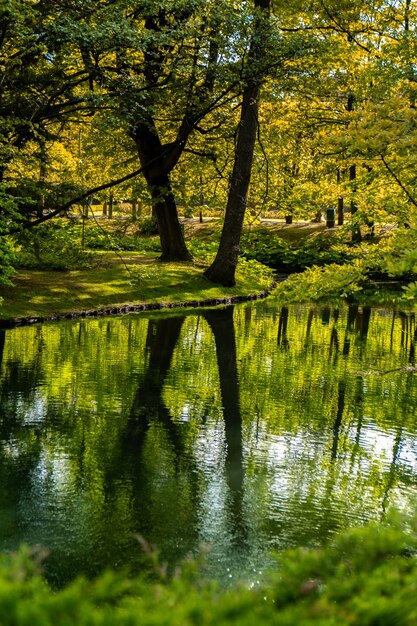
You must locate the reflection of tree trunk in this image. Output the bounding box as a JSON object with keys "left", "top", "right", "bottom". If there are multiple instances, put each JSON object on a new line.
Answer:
{"left": 124, "top": 316, "right": 185, "bottom": 457}
{"left": 343, "top": 304, "right": 359, "bottom": 355}
{"left": 398, "top": 312, "right": 415, "bottom": 358}
{"left": 321, "top": 307, "right": 331, "bottom": 325}
{"left": 329, "top": 327, "right": 339, "bottom": 360}
{"left": 331, "top": 380, "right": 346, "bottom": 460}
{"left": 410, "top": 322, "right": 417, "bottom": 364}
{"left": 0, "top": 330, "right": 5, "bottom": 370}
{"left": 356, "top": 306, "right": 371, "bottom": 341}
{"left": 347, "top": 304, "right": 359, "bottom": 330}
{"left": 244, "top": 305, "right": 252, "bottom": 335}
{"left": 304, "top": 309, "right": 314, "bottom": 349}
{"left": 349, "top": 375, "right": 365, "bottom": 469}
{"left": 278, "top": 306, "right": 289, "bottom": 349}
{"left": 400, "top": 313, "right": 408, "bottom": 351}
{"left": 203, "top": 307, "right": 246, "bottom": 543}
{"left": 102, "top": 315, "right": 200, "bottom": 572}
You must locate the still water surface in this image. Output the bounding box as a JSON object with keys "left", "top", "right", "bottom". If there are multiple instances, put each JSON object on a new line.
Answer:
{"left": 1, "top": 301, "right": 417, "bottom": 586}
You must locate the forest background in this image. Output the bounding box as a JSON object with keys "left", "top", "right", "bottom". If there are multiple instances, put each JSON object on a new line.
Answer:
{"left": 3, "top": 0, "right": 417, "bottom": 313}
{"left": 4, "top": 0, "right": 417, "bottom": 318}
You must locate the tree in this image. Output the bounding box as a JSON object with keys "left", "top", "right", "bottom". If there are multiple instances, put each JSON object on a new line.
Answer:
{"left": 204, "top": 0, "right": 272, "bottom": 285}
{"left": 0, "top": 0, "right": 97, "bottom": 225}
{"left": 68, "top": 0, "right": 255, "bottom": 260}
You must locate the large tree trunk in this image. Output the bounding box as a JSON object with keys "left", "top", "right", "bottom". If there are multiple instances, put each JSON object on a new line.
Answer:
{"left": 149, "top": 172, "right": 191, "bottom": 261}
{"left": 204, "top": 83, "right": 260, "bottom": 285}
{"left": 204, "top": 0, "right": 270, "bottom": 286}
{"left": 131, "top": 122, "right": 192, "bottom": 262}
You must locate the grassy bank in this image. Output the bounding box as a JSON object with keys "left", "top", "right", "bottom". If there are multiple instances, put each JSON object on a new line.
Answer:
{"left": 3, "top": 216, "right": 408, "bottom": 321}
{"left": 0, "top": 218, "right": 337, "bottom": 321}
{"left": 1, "top": 518, "right": 417, "bottom": 625}
{"left": 0, "top": 251, "right": 273, "bottom": 320}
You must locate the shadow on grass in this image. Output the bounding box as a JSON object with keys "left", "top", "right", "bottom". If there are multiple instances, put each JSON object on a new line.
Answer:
{"left": 1, "top": 255, "right": 261, "bottom": 319}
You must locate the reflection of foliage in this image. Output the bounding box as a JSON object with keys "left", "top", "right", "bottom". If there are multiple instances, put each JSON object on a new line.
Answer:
{"left": 1, "top": 304, "right": 417, "bottom": 585}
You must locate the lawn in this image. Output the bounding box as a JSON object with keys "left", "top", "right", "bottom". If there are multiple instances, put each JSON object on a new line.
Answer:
{"left": 0, "top": 251, "right": 273, "bottom": 321}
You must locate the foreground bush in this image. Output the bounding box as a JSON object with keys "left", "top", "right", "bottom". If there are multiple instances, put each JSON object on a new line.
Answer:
{"left": 1, "top": 520, "right": 417, "bottom": 625}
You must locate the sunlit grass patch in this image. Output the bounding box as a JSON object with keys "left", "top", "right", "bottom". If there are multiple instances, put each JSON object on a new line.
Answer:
{"left": 0, "top": 252, "right": 274, "bottom": 320}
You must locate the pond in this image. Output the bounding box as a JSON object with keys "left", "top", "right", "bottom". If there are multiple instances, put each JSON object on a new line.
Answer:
{"left": 1, "top": 300, "right": 417, "bottom": 587}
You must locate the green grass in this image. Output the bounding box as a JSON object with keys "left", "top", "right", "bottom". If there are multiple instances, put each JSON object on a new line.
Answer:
{"left": 0, "top": 252, "right": 273, "bottom": 320}
{"left": 0, "top": 219, "right": 336, "bottom": 320}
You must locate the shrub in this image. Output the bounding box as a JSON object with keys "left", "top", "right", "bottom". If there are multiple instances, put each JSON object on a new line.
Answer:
{"left": 188, "top": 237, "right": 219, "bottom": 262}
{"left": 237, "top": 257, "right": 275, "bottom": 286}
{"left": 241, "top": 232, "right": 349, "bottom": 271}
{"left": 275, "top": 261, "right": 367, "bottom": 303}
{"left": 1, "top": 518, "right": 417, "bottom": 625}
{"left": 14, "top": 222, "right": 97, "bottom": 271}
{"left": 0, "top": 238, "right": 17, "bottom": 289}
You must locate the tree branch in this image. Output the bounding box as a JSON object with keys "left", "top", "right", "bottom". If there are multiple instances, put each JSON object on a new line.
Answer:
{"left": 183, "top": 148, "right": 217, "bottom": 160}
{"left": 380, "top": 154, "right": 417, "bottom": 209}
{"left": 4, "top": 145, "right": 175, "bottom": 235}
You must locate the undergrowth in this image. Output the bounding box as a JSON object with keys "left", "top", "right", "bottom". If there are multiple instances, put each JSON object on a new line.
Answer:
{"left": 7, "top": 218, "right": 417, "bottom": 310}
{"left": 1, "top": 517, "right": 416, "bottom": 625}
{"left": 12, "top": 219, "right": 161, "bottom": 272}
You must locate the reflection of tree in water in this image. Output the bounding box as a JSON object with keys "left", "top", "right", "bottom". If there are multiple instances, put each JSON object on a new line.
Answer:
{"left": 203, "top": 307, "right": 247, "bottom": 548}
{"left": 277, "top": 306, "right": 289, "bottom": 350}
{"left": 104, "top": 315, "right": 201, "bottom": 572}
{"left": 124, "top": 316, "right": 186, "bottom": 458}
{"left": 0, "top": 328, "right": 45, "bottom": 552}
{"left": 342, "top": 304, "right": 371, "bottom": 355}
{"left": 0, "top": 325, "right": 47, "bottom": 441}
{"left": 281, "top": 304, "right": 416, "bottom": 527}
{"left": 110, "top": 309, "right": 248, "bottom": 566}
{"left": 86, "top": 307, "right": 417, "bottom": 574}
{"left": 331, "top": 379, "right": 346, "bottom": 461}
{"left": 326, "top": 306, "right": 417, "bottom": 518}
{"left": 380, "top": 366, "right": 417, "bottom": 515}
{"left": 393, "top": 312, "right": 416, "bottom": 363}
{"left": 2, "top": 303, "right": 417, "bottom": 585}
